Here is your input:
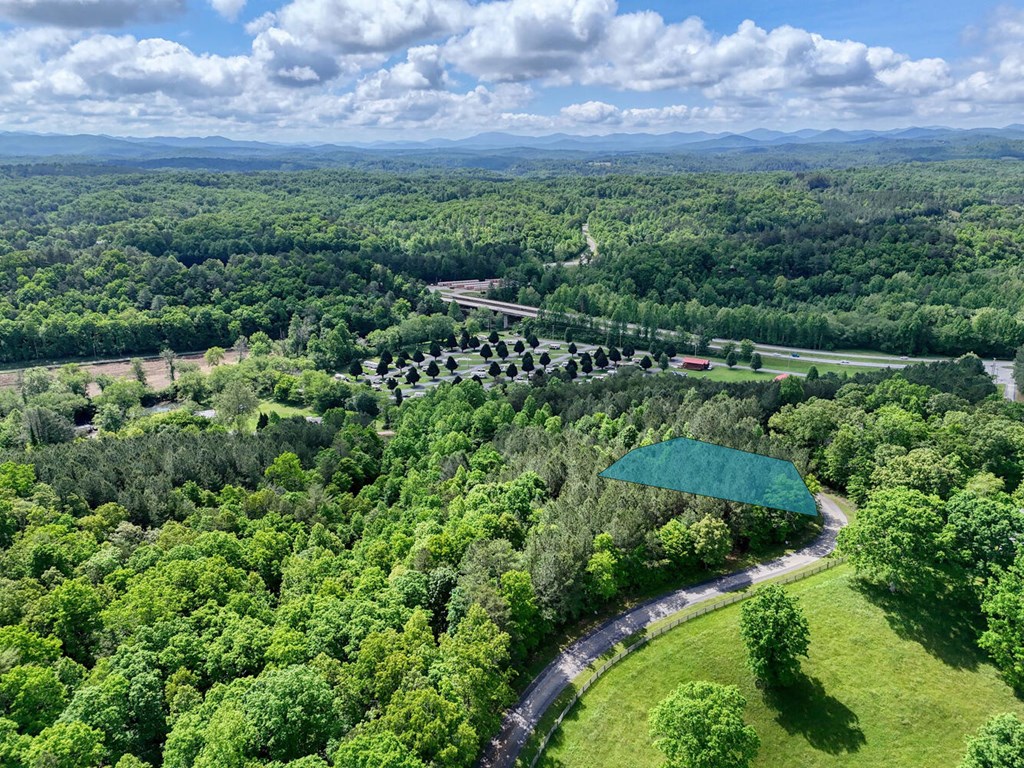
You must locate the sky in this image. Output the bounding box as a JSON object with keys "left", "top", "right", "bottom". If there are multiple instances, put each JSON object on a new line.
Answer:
{"left": 0, "top": 0, "right": 1022, "bottom": 141}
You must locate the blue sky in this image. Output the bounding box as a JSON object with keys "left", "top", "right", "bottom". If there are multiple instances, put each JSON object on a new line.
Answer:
{"left": 0, "top": 0, "right": 1021, "bottom": 139}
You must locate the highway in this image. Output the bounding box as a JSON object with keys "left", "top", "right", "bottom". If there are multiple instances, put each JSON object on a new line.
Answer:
{"left": 431, "top": 285, "right": 1017, "bottom": 401}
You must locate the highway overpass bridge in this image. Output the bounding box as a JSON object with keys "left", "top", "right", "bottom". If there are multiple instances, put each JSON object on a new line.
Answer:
{"left": 430, "top": 284, "right": 1018, "bottom": 401}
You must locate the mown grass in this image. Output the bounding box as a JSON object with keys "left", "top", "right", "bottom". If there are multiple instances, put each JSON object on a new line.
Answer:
{"left": 245, "top": 399, "right": 316, "bottom": 431}
{"left": 540, "top": 565, "right": 1024, "bottom": 768}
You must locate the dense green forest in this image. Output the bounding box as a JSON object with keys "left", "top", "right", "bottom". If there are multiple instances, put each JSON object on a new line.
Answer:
{"left": 2, "top": 161, "right": 1024, "bottom": 365}
{"left": 1, "top": 335, "right": 1024, "bottom": 766}
{"left": 3, "top": 158, "right": 1024, "bottom": 766}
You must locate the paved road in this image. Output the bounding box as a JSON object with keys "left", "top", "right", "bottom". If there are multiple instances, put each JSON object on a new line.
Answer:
{"left": 432, "top": 289, "right": 1017, "bottom": 401}
{"left": 480, "top": 494, "right": 849, "bottom": 768}
{"left": 546, "top": 223, "right": 599, "bottom": 268}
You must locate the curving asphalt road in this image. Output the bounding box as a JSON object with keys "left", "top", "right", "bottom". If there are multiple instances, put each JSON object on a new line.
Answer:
{"left": 479, "top": 494, "right": 849, "bottom": 768}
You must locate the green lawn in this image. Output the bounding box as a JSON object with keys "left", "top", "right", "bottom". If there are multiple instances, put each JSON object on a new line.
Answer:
{"left": 244, "top": 399, "right": 315, "bottom": 430}
{"left": 541, "top": 565, "right": 1023, "bottom": 768}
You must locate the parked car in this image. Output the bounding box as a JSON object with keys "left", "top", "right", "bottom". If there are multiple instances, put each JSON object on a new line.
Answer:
{"left": 791, "top": 353, "right": 800, "bottom": 358}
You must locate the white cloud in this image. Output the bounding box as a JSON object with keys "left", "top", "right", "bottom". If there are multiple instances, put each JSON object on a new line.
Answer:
{"left": 1, "top": 3, "right": 1024, "bottom": 138}
{"left": 446, "top": 0, "right": 615, "bottom": 81}
{"left": 559, "top": 100, "right": 618, "bottom": 123}
{"left": 250, "top": 0, "right": 468, "bottom": 88}
{"left": 0, "top": 0, "right": 183, "bottom": 27}
{"left": 208, "top": 0, "right": 245, "bottom": 21}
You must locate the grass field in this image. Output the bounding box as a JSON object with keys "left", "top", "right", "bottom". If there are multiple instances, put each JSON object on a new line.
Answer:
{"left": 244, "top": 399, "right": 315, "bottom": 430}
{"left": 540, "top": 565, "right": 1023, "bottom": 768}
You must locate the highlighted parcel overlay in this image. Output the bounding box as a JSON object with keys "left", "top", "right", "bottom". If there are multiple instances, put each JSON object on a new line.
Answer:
{"left": 599, "top": 437, "right": 818, "bottom": 517}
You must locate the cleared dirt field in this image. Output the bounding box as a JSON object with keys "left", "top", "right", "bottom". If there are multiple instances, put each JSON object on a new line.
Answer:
{"left": 0, "top": 350, "right": 240, "bottom": 395}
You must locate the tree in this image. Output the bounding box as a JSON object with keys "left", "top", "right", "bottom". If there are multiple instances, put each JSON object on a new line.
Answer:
{"left": 249, "top": 331, "right": 274, "bottom": 357}
{"left": 405, "top": 368, "right": 421, "bottom": 387}
{"left": 640, "top": 355, "right": 653, "bottom": 372}
{"left": 648, "top": 681, "right": 760, "bottom": 768}
{"left": 232, "top": 336, "right": 249, "bottom": 362}
{"left": 720, "top": 341, "right": 737, "bottom": 359}
{"left": 445, "top": 357, "right": 459, "bottom": 375}
{"left": 837, "top": 487, "right": 944, "bottom": 592}
{"left": 376, "top": 359, "right": 390, "bottom": 377}
{"left": 160, "top": 348, "right": 177, "bottom": 383}
{"left": 394, "top": 387, "right": 403, "bottom": 405}
{"left": 594, "top": 348, "right": 608, "bottom": 370}
{"left": 513, "top": 339, "right": 525, "bottom": 356}
{"left": 539, "top": 351, "right": 551, "bottom": 369}
{"left": 204, "top": 347, "right": 225, "bottom": 367}
{"left": 333, "top": 731, "right": 425, "bottom": 768}
{"left": 521, "top": 353, "right": 534, "bottom": 375}
{"left": 242, "top": 665, "right": 339, "bottom": 762}
{"left": 425, "top": 360, "right": 440, "bottom": 381}
{"left": 412, "top": 350, "right": 425, "bottom": 366}
{"left": 564, "top": 359, "right": 578, "bottom": 379}
{"left": 960, "top": 713, "right": 1024, "bottom": 768}
{"left": 659, "top": 353, "right": 670, "bottom": 371}
{"left": 429, "top": 340, "right": 441, "bottom": 359}
{"left": 581, "top": 355, "right": 593, "bottom": 375}
{"left": 349, "top": 360, "right": 364, "bottom": 377}
{"left": 505, "top": 363, "right": 518, "bottom": 380}
{"left": 739, "top": 585, "right": 810, "bottom": 688}
{"left": 496, "top": 341, "right": 509, "bottom": 361}
{"left": 24, "top": 721, "right": 105, "bottom": 768}
{"left": 213, "top": 380, "right": 259, "bottom": 431}
{"left": 739, "top": 339, "right": 755, "bottom": 361}
{"left": 726, "top": 350, "right": 738, "bottom": 368}
{"left": 527, "top": 334, "right": 539, "bottom": 351}
{"left": 750, "top": 352, "right": 762, "bottom": 372}
{"left": 657, "top": 519, "right": 695, "bottom": 568}
{"left": 0, "top": 664, "right": 67, "bottom": 734}
{"left": 806, "top": 366, "right": 820, "bottom": 381}
{"left": 691, "top": 516, "right": 731, "bottom": 567}
{"left": 488, "top": 330, "right": 500, "bottom": 344}
{"left": 568, "top": 342, "right": 577, "bottom": 357}
{"left": 130, "top": 358, "right": 147, "bottom": 385}
{"left": 26, "top": 577, "right": 103, "bottom": 665}
{"left": 264, "top": 452, "right": 308, "bottom": 492}
{"left": 779, "top": 376, "right": 804, "bottom": 404}
{"left": 980, "top": 548, "right": 1024, "bottom": 690}
{"left": 480, "top": 344, "right": 493, "bottom": 362}
{"left": 488, "top": 361, "right": 502, "bottom": 380}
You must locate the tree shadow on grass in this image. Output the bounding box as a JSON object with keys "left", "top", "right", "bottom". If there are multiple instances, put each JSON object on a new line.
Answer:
{"left": 852, "top": 580, "right": 984, "bottom": 670}
{"left": 764, "top": 674, "right": 866, "bottom": 755}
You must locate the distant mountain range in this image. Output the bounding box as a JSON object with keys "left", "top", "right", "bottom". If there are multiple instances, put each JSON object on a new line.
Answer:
{"left": 2, "top": 125, "right": 1024, "bottom": 172}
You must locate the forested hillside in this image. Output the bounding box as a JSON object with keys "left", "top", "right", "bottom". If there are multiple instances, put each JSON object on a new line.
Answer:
{"left": 1, "top": 346, "right": 1023, "bottom": 767}
{"left": 2, "top": 161, "right": 1024, "bottom": 365}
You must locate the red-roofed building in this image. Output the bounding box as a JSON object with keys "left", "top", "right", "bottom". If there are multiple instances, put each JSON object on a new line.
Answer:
{"left": 682, "top": 357, "right": 711, "bottom": 370}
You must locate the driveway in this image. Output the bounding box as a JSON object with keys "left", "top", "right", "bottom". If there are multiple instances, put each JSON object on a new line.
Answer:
{"left": 480, "top": 494, "right": 849, "bottom": 768}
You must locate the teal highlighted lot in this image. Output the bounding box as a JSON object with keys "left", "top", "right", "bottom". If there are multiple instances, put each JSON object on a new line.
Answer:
{"left": 599, "top": 437, "right": 817, "bottom": 517}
